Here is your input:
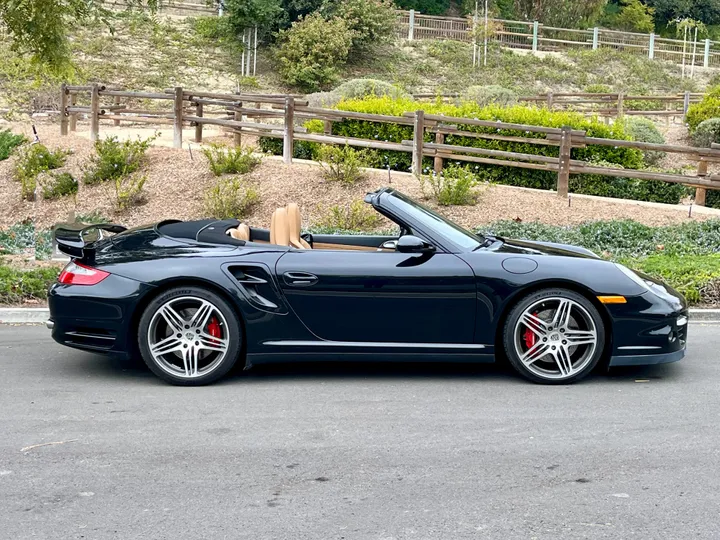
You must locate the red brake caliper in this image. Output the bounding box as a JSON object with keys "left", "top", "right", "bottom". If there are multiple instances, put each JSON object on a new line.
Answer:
{"left": 207, "top": 316, "right": 222, "bottom": 343}
{"left": 523, "top": 312, "right": 538, "bottom": 349}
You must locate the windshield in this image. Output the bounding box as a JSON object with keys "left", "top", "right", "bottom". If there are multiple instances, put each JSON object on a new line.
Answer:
{"left": 386, "top": 191, "right": 483, "bottom": 251}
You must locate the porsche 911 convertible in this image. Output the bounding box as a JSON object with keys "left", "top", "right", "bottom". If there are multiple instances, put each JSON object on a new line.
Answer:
{"left": 48, "top": 188, "right": 688, "bottom": 386}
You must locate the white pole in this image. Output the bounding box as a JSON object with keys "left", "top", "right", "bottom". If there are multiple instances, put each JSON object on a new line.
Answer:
{"left": 218, "top": 0, "right": 223, "bottom": 16}
{"left": 682, "top": 25, "right": 688, "bottom": 78}
{"left": 246, "top": 29, "right": 251, "bottom": 75}
{"left": 483, "top": 0, "right": 488, "bottom": 66}
{"left": 253, "top": 26, "right": 258, "bottom": 76}
{"left": 240, "top": 29, "right": 245, "bottom": 77}
{"left": 472, "top": 0, "right": 478, "bottom": 66}
{"left": 691, "top": 26, "right": 698, "bottom": 78}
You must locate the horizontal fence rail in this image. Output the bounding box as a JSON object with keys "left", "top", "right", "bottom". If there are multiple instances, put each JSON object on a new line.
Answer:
{"left": 59, "top": 84, "right": 720, "bottom": 207}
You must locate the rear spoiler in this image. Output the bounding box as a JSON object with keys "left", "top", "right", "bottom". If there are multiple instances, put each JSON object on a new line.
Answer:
{"left": 54, "top": 222, "right": 127, "bottom": 261}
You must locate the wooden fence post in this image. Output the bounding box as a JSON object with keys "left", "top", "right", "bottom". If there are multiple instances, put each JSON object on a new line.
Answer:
{"left": 412, "top": 110, "right": 425, "bottom": 177}
{"left": 90, "top": 84, "right": 100, "bottom": 143}
{"left": 234, "top": 101, "right": 242, "bottom": 146}
{"left": 408, "top": 9, "right": 415, "bottom": 40}
{"left": 283, "top": 95, "right": 294, "bottom": 165}
{"left": 173, "top": 86, "right": 183, "bottom": 149}
{"left": 557, "top": 126, "right": 572, "bottom": 198}
{"left": 323, "top": 120, "right": 333, "bottom": 135}
{"left": 113, "top": 95, "right": 121, "bottom": 127}
{"left": 683, "top": 91, "right": 691, "bottom": 116}
{"left": 433, "top": 130, "right": 444, "bottom": 174}
{"left": 696, "top": 159, "right": 708, "bottom": 206}
{"left": 69, "top": 93, "right": 77, "bottom": 132}
{"left": 617, "top": 92, "right": 625, "bottom": 120}
{"left": 60, "top": 84, "right": 69, "bottom": 136}
{"left": 546, "top": 92, "right": 554, "bottom": 110}
{"left": 195, "top": 102, "right": 203, "bottom": 143}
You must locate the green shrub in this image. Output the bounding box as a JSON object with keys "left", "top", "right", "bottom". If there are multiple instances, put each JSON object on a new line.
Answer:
{"left": 420, "top": 164, "right": 482, "bottom": 205}
{"left": 692, "top": 118, "right": 720, "bottom": 148}
{"left": 203, "top": 178, "right": 259, "bottom": 219}
{"left": 202, "top": 144, "right": 261, "bottom": 176}
{"left": 190, "top": 16, "right": 233, "bottom": 42}
{"left": 319, "top": 200, "right": 382, "bottom": 230}
{"left": 0, "top": 222, "right": 37, "bottom": 255}
{"left": 83, "top": 136, "right": 154, "bottom": 185}
{"left": 462, "top": 85, "right": 518, "bottom": 107}
{"left": 583, "top": 84, "right": 612, "bottom": 94}
{"left": 13, "top": 144, "right": 68, "bottom": 200}
{"left": 317, "top": 145, "right": 367, "bottom": 185}
{"left": 325, "top": 0, "right": 396, "bottom": 51}
{"left": 623, "top": 117, "right": 665, "bottom": 166}
{"left": 0, "top": 265, "right": 60, "bottom": 305}
{"left": 0, "top": 129, "right": 26, "bottom": 161}
{"left": 707, "top": 189, "right": 720, "bottom": 209}
{"left": 40, "top": 172, "right": 78, "bottom": 200}
{"left": 687, "top": 87, "right": 720, "bottom": 131}
{"left": 333, "top": 79, "right": 409, "bottom": 100}
{"left": 275, "top": 13, "right": 354, "bottom": 92}
{"left": 627, "top": 254, "right": 720, "bottom": 304}
{"left": 114, "top": 174, "right": 147, "bottom": 211}
{"left": 394, "top": 0, "right": 451, "bottom": 16}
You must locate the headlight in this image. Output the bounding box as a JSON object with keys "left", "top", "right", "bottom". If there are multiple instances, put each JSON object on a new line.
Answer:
{"left": 614, "top": 264, "right": 683, "bottom": 310}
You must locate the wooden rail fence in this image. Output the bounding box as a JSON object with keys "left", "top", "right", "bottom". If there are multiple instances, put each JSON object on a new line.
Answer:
{"left": 59, "top": 84, "right": 720, "bottom": 206}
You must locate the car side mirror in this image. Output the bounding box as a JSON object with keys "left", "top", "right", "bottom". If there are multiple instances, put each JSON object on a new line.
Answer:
{"left": 397, "top": 235, "right": 435, "bottom": 254}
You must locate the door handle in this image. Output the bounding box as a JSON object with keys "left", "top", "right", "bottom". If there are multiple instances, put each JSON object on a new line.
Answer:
{"left": 283, "top": 271, "right": 318, "bottom": 287}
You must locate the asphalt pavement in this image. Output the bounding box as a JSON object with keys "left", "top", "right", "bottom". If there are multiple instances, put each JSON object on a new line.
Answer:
{"left": 1, "top": 324, "right": 720, "bottom": 540}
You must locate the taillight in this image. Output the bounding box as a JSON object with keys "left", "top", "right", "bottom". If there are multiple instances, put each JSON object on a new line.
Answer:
{"left": 58, "top": 261, "right": 110, "bottom": 286}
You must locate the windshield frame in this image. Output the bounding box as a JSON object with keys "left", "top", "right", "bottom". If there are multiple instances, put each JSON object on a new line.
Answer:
{"left": 376, "top": 189, "right": 485, "bottom": 253}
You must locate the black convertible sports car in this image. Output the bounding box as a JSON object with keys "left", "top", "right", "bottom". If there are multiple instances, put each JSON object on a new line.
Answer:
{"left": 48, "top": 188, "right": 688, "bottom": 386}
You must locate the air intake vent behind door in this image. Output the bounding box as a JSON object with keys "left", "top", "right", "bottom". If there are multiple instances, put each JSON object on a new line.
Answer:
{"left": 226, "top": 264, "right": 287, "bottom": 314}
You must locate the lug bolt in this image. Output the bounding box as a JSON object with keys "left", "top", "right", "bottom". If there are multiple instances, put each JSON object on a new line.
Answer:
{"left": 560, "top": 328, "right": 565, "bottom": 333}
{"left": 543, "top": 338, "right": 547, "bottom": 342}
{"left": 552, "top": 346, "right": 556, "bottom": 350}
{"left": 562, "top": 340, "right": 567, "bottom": 345}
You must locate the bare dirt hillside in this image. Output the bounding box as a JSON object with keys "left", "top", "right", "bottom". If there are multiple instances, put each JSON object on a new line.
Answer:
{"left": 2, "top": 121, "right": 719, "bottom": 231}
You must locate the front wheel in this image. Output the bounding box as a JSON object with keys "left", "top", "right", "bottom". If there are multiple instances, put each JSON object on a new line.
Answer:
{"left": 503, "top": 288, "right": 606, "bottom": 384}
{"left": 137, "top": 286, "right": 242, "bottom": 386}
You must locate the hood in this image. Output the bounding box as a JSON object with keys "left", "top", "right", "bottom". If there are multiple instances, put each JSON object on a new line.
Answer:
{"left": 491, "top": 238, "right": 600, "bottom": 259}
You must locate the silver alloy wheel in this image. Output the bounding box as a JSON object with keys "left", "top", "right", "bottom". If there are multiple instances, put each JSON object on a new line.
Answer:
{"left": 513, "top": 297, "right": 598, "bottom": 380}
{"left": 147, "top": 296, "right": 230, "bottom": 379}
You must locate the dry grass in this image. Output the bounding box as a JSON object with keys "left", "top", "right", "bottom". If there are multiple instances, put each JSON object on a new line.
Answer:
{"left": 1, "top": 121, "right": 719, "bottom": 231}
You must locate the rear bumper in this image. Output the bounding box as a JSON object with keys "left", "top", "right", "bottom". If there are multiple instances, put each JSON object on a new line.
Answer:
{"left": 48, "top": 274, "right": 153, "bottom": 358}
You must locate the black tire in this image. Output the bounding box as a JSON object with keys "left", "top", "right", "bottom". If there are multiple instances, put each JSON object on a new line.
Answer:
{"left": 137, "top": 286, "right": 242, "bottom": 386}
{"left": 503, "top": 288, "right": 606, "bottom": 385}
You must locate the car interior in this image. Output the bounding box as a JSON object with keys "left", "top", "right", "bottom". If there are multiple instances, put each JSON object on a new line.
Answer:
{"left": 225, "top": 202, "right": 401, "bottom": 252}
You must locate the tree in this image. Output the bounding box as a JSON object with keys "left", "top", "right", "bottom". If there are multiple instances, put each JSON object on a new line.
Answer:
{"left": 513, "top": 0, "right": 608, "bottom": 28}
{"left": 647, "top": 0, "right": 720, "bottom": 27}
{"left": 393, "top": 0, "right": 451, "bottom": 16}
{"left": 0, "top": 0, "right": 158, "bottom": 74}
{"left": 606, "top": 0, "right": 655, "bottom": 32}
{"left": 324, "top": 0, "right": 396, "bottom": 50}
{"left": 223, "top": 0, "right": 282, "bottom": 36}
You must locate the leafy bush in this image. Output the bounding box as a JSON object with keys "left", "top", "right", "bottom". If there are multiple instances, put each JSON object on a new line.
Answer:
{"left": 275, "top": 13, "right": 354, "bottom": 92}
{"left": 628, "top": 254, "right": 720, "bottom": 304}
{"left": 623, "top": 117, "right": 665, "bottom": 166}
{"left": 325, "top": 0, "right": 396, "bottom": 51}
{"left": 394, "top": 0, "right": 451, "bottom": 16}
{"left": 692, "top": 118, "right": 720, "bottom": 148}
{"left": 75, "top": 211, "right": 109, "bottom": 224}
{"left": 190, "top": 16, "right": 233, "bottom": 42}
{"left": 707, "top": 189, "right": 720, "bottom": 209}
{"left": 687, "top": 87, "right": 720, "bottom": 131}
{"left": 569, "top": 170, "right": 686, "bottom": 204}
{"left": 204, "top": 178, "right": 259, "bottom": 219}
{"left": 317, "top": 145, "right": 367, "bottom": 185}
{"left": 114, "top": 175, "right": 147, "bottom": 211}
{"left": 420, "top": 164, "right": 482, "bottom": 205}
{"left": 319, "top": 200, "right": 383, "bottom": 230}
{"left": 39, "top": 172, "right": 78, "bottom": 200}
{"left": 0, "top": 222, "right": 37, "bottom": 255}
{"left": 462, "top": 85, "right": 518, "bottom": 107}
{"left": 83, "top": 136, "right": 153, "bottom": 185}
{"left": 583, "top": 84, "right": 612, "bottom": 94}
{"left": 14, "top": 144, "right": 68, "bottom": 200}
{"left": 0, "top": 265, "right": 60, "bottom": 305}
{"left": 333, "top": 79, "right": 409, "bottom": 100}
{"left": 202, "top": 144, "right": 261, "bottom": 176}
{"left": 0, "top": 129, "right": 26, "bottom": 161}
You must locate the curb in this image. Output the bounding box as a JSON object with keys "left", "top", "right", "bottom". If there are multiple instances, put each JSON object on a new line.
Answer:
{"left": 1, "top": 307, "right": 719, "bottom": 325}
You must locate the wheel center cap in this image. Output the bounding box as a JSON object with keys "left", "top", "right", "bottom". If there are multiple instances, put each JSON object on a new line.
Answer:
{"left": 550, "top": 333, "right": 560, "bottom": 342}
{"left": 185, "top": 332, "right": 194, "bottom": 340}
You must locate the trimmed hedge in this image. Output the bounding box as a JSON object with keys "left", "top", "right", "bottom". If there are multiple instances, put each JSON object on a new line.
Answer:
{"left": 0, "top": 266, "right": 59, "bottom": 305}
{"left": 261, "top": 97, "right": 686, "bottom": 204}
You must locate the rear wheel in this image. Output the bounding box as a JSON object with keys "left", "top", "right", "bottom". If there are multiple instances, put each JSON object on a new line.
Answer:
{"left": 503, "top": 288, "right": 605, "bottom": 384}
{"left": 138, "top": 286, "right": 242, "bottom": 386}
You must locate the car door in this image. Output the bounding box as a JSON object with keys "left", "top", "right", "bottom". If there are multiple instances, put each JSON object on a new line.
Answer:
{"left": 275, "top": 249, "right": 477, "bottom": 344}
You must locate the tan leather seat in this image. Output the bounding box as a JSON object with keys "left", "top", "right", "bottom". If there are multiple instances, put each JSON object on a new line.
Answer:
{"left": 287, "top": 203, "right": 311, "bottom": 249}
{"left": 228, "top": 223, "right": 250, "bottom": 241}
{"left": 271, "top": 208, "right": 290, "bottom": 246}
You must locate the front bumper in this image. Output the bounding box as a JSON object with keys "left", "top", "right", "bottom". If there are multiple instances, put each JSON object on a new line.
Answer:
{"left": 610, "top": 347, "right": 686, "bottom": 367}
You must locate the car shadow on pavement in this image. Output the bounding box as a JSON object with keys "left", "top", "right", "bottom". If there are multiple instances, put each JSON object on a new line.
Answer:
{"left": 62, "top": 351, "right": 682, "bottom": 386}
